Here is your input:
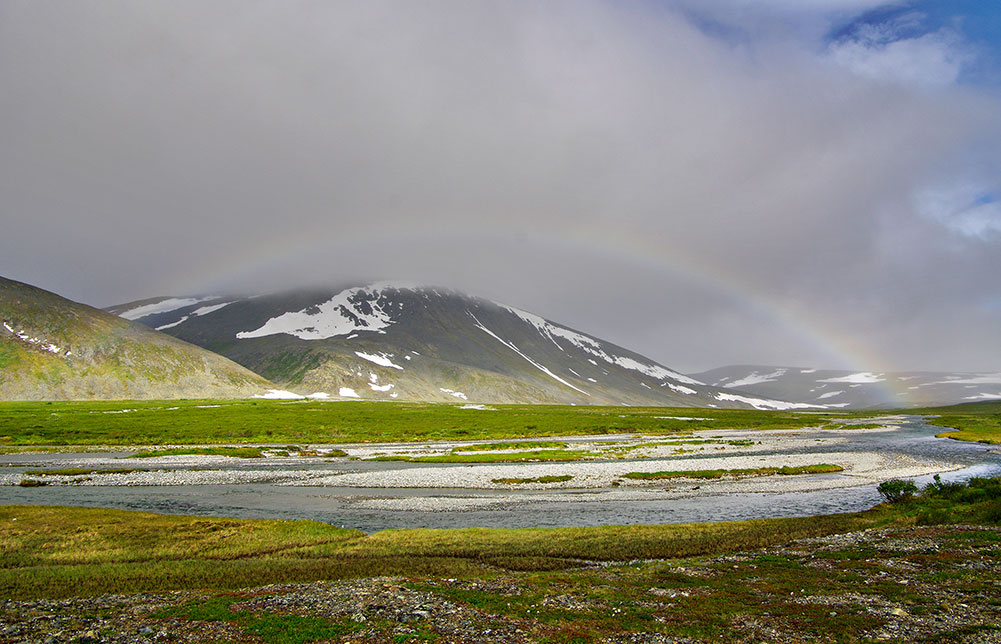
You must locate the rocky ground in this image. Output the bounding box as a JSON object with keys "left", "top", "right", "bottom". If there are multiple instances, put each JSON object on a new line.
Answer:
{"left": 2, "top": 524, "right": 999, "bottom": 644}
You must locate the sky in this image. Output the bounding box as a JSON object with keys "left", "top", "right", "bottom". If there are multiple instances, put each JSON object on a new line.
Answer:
{"left": 1, "top": 0, "right": 1000, "bottom": 374}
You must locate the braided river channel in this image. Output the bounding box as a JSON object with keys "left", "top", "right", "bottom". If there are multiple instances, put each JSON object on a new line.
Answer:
{"left": 2, "top": 416, "right": 999, "bottom": 533}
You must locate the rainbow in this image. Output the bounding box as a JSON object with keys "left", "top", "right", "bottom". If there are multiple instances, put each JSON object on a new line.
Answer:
{"left": 162, "top": 218, "right": 908, "bottom": 403}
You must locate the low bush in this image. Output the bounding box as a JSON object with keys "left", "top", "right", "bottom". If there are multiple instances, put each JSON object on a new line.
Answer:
{"left": 877, "top": 479, "right": 918, "bottom": 503}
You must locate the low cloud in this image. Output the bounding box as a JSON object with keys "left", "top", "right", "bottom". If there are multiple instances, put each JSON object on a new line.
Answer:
{"left": 0, "top": 1, "right": 999, "bottom": 372}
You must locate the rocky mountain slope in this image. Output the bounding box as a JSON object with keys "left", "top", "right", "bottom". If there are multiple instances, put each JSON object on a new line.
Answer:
{"left": 692, "top": 365, "right": 1001, "bottom": 409}
{"left": 0, "top": 276, "right": 275, "bottom": 400}
{"left": 108, "top": 283, "right": 812, "bottom": 409}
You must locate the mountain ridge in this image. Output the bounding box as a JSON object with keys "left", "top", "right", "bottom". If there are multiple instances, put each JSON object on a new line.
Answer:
{"left": 109, "top": 283, "right": 817, "bottom": 409}
{"left": 692, "top": 364, "right": 1001, "bottom": 409}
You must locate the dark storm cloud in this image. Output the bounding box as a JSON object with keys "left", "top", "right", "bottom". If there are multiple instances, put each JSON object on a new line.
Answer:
{"left": 1, "top": 1, "right": 999, "bottom": 372}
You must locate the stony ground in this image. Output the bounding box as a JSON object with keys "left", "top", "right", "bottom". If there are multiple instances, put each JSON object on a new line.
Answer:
{"left": 2, "top": 524, "right": 999, "bottom": 644}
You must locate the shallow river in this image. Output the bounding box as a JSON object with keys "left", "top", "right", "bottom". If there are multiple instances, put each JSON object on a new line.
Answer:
{"left": 2, "top": 417, "right": 998, "bottom": 532}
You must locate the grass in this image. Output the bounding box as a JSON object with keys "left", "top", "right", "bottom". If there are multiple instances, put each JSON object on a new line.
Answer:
{"left": 0, "top": 504, "right": 876, "bottom": 599}
{"left": 622, "top": 463, "right": 844, "bottom": 480}
{"left": 3, "top": 475, "right": 998, "bottom": 601}
{"left": 0, "top": 399, "right": 877, "bottom": 448}
{"left": 491, "top": 475, "right": 574, "bottom": 484}
{"left": 920, "top": 401, "right": 1001, "bottom": 444}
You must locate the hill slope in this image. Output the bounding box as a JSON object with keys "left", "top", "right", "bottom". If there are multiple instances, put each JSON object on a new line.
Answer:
{"left": 0, "top": 276, "right": 275, "bottom": 400}
{"left": 692, "top": 365, "right": 1001, "bottom": 409}
{"left": 109, "top": 283, "right": 813, "bottom": 409}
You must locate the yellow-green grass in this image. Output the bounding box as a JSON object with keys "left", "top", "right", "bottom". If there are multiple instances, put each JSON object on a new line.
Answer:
{"left": 0, "top": 504, "right": 875, "bottom": 600}
{"left": 491, "top": 475, "right": 574, "bottom": 484}
{"left": 921, "top": 402, "right": 1001, "bottom": 444}
{"left": 622, "top": 463, "right": 844, "bottom": 480}
{"left": 3, "top": 476, "right": 999, "bottom": 601}
{"left": 0, "top": 399, "right": 880, "bottom": 448}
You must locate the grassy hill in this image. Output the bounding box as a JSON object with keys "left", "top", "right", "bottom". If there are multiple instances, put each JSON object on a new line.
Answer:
{"left": 0, "top": 276, "right": 275, "bottom": 400}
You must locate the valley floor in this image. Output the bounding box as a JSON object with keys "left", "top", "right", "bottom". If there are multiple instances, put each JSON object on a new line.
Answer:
{"left": 4, "top": 419, "right": 994, "bottom": 530}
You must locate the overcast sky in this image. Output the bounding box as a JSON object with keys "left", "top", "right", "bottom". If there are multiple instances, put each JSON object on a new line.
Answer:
{"left": 2, "top": 1, "right": 1000, "bottom": 373}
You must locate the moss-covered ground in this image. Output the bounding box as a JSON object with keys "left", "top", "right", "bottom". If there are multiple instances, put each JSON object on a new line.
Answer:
{"left": 1, "top": 477, "right": 999, "bottom": 642}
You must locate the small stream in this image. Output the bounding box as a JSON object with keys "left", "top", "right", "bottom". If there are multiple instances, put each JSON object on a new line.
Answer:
{"left": 2, "top": 417, "right": 998, "bottom": 532}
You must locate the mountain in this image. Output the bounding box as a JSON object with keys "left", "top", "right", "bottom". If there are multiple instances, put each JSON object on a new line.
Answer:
{"left": 0, "top": 276, "right": 275, "bottom": 400}
{"left": 108, "top": 282, "right": 812, "bottom": 409}
{"left": 692, "top": 365, "right": 1001, "bottom": 409}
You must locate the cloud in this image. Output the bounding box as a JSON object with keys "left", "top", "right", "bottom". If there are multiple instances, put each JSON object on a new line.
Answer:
{"left": 827, "top": 24, "right": 974, "bottom": 89}
{"left": 0, "top": 1, "right": 999, "bottom": 372}
{"left": 916, "top": 181, "right": 1001, "bottom": 239}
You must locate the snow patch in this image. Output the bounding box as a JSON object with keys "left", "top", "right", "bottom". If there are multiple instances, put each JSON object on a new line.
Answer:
{"left": 156, "top": 316, "right": 189, "bottom": 330}
{"left": 714, "top": 392, "right": 820, "bottom": 411}
{"left": 118, "top": 297, "right": 213, "bottom": 320}
{"left": 236, "top": 282, "right": 415, "bottom": 340}
{"left": 2, "top": 322, "right": 64, "bottom": 355}
{"left": 800, "top": 369, "right": 817, "bottom": 374}
{"left": 440, "top": 388, "right": 468, "bottom": 400}
{"left": 339, "top": 387, "right": 360, "bottom": 398}
{"left": 819, "top": 372, "right": 885, "bottom": 384}
{"left": 817, "top": 390, "right": 845, "bottom": 400}
{"left": 934, "top": 373, "right": 1001, "bottom": 385}
{"left": 370, "top": 383, "right": 395, "bottom": 392}
{"left": 191, "top": 301, "right": 234, "bottom": 316}
{"left": 963, "top": 392, "right": 1001, "bottom": 400}
{"left": 665, "top": 383, "right": 698, "bottom": 395}
{"left": 724, "top": 369, "right": 787, "bottom": 389}
{"left": 470, "top": 313, "right": 590, "bottom": 396}
{"left": 254, "top": 389, "right": 304, "bottom": 399}
{"left": 355, "top": 351, "right": 404, "bottom": 370}
{"left": 499, "top": 304, "right": 703, "bottom": 386}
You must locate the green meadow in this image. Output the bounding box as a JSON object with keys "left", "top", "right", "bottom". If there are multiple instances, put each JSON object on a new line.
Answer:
{"left": 0, "top": 399, "right": 905, "bottom": 448}
{"left": 919, "top": 401, "right": 1001, "bottom": 444}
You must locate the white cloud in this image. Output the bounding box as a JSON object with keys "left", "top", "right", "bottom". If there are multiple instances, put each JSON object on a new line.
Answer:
{"left": 827, "top": 26, "right": 973, "bottom": 90}
{"left": 916, "top": 181, "right": 1001, "bottom": 239}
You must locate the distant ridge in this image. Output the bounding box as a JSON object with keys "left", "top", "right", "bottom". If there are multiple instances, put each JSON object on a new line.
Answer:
{"left": 109, "top": 282, "right": 816, "bottom": 409}
{"left": 0, "top": 276, "right": 275, "bottom": 400}
{"left": 692, "top": 365, "right": 1001, "bottom": 409}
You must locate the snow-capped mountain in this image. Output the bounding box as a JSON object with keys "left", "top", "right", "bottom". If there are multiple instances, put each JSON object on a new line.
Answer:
{"left": 0, "top": 276, "right": 274, "bottom": 400}
{"left": 108, "top": 283, "right": 812, "bottom": 409}
{"left": 692, "top": 365, "right": 1001, "bottom": 409}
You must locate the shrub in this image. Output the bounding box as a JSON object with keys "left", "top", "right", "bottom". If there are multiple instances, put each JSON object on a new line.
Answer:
{"left": 877, "top": 479, "right": 918, "bottom": 503}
